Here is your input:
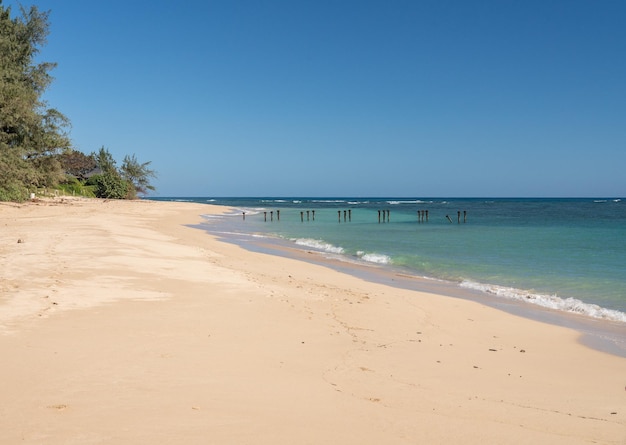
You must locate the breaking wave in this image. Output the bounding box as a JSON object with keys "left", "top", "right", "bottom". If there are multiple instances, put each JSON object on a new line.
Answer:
{"left": 293, "top": 238, "right": 345, "bottom": 254}
{"left": 460, "top": 280, "right": 626, "bottom": 323}
{"left": 357, "top": 251, "right": 392, "bottom": 264}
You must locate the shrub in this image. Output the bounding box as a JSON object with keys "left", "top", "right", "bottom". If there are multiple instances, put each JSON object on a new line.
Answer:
{"left": 90, "top": 173, "right": 131, "bottom": 199}
{"left": 57, "top": 177, "right": 96, "bottom": 197}
{"left": 0, "top": 183, "right": 28, "bottom": 202}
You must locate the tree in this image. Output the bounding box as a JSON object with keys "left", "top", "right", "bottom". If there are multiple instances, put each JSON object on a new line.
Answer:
{"left": 89, "top": 172, "right": 129, "bottom": 199}
{"left": 58, "top": 150, "right": 97, "bottom": 180}
{"left": 94, "top": 146, "right": 120, "bottom": 174}
{"left": 83, "top": 147, "right": 157, "bottom": 199}
{"left": 0, "top": 4, "right": 71, "bottom": 200}
{"left": 89, "top": 147, "right": 130, "bottom": 199}
{"left": 120, "top": 154, "right": 156, "bottom": 198}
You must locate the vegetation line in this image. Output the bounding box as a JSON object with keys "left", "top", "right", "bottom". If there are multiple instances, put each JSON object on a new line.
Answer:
{"left": 0, "top": 4, "right": 156, "bottom": 202}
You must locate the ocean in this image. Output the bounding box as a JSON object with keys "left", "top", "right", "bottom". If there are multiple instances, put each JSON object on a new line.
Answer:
{"left": 152, "top": 197, "right": 626, "bottom": 326}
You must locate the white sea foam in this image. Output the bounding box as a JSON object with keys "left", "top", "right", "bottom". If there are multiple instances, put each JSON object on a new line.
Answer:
{"left": 211, "top": 230, "right": 266, "bottom": 238}
{"left": 221, "top": 207, "right": 260, "bottom": 216}
{"left": 311, "top": 199, "right": 347, "bottom": 203}
{"left": 357, "top": 251, "right": 392, "bottom": 264}
{"left": 386, "top": 200, "right": 428, "bottom": 205}
{"left": 460, "top": 280, "right": 626, "bottom": 323}
{"left": 293, "top": 238, "right": 345, "bottom": 254}
{"left": 201, "top": 213, "right": 225, "bottom": 219}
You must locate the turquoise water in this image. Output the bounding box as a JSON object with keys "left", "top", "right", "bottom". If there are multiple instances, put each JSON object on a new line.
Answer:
{"left": 154, "top": 197, "right": 626, "bottom": 323}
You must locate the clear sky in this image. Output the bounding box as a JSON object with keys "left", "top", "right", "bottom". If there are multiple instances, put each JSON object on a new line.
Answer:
{"left": 6, "top": 0, "right": 626, "bottom": 197}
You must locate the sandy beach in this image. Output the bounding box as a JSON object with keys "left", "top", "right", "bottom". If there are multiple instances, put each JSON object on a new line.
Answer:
{"left": 1, "top": 198, "right": 624, "bottom": 444}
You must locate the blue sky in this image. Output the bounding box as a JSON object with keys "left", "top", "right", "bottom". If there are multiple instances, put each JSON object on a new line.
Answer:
{"left": 6, "top": 0, "right": 626, "bottom": 197}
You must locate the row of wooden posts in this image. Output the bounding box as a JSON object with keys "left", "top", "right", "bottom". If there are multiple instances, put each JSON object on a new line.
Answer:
{"left": 446, "top": 210, "right": 468, "bottom": 224}
{"left": 243, "top": 209, "right": 468, "bottom": 223}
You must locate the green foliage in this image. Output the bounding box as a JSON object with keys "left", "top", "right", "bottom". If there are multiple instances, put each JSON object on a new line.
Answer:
{"left": 57, "top": 177, "right": 96, "bottom": 197}
{"left": 58, "top": 149, "right": 96, "bottom": 180}
{"left": 94, "top": 146, "right": 117, "bottom": 175}
{"left": 0, "top": 6, "right": 156, "bottom": 202}
{"left": 88, "top": 147, "right": 128, "bottom": 199}
{"left": 83, "top": 148, "right": 156, "bottom": 199}
{"left": 0, "top": 182, "right": 27, "bottom": 202}
{"left": 120, "top": 153, "right": 157, "bottom": 197}
{"left": 89, "top": 172, "right": 131, "bottom": 199}
{"left": 0, "top": 3, "right": 72, "bottom": 201}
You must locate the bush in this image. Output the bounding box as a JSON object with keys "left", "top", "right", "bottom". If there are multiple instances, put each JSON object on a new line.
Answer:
{"left": 0, "top": 183, "right": 28, "bottom": 202}
{"left": 57, "top": 177, "right": 96, "bottom": 197}
{"left": 90, "top": 173, "right": 131, "bottom": 199}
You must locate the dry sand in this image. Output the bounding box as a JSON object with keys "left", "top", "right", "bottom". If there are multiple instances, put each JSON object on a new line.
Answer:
{"left": 0, "top": 197, "right": 624, "bottom": 444}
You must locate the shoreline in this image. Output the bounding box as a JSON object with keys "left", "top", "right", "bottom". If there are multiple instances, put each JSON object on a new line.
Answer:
{"left": 194, "top": 212, "right": 626, "bottom": 358}
{"left": 157, "top": 196, "right": 626, "bottom": 324}
{"left": 1, "top": 198, "right": 625, "bottom": 444}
